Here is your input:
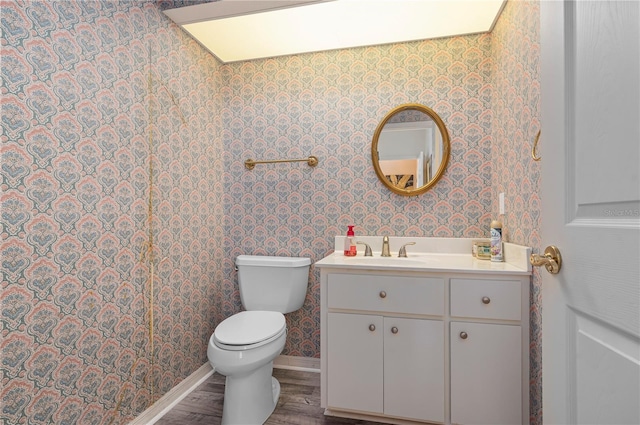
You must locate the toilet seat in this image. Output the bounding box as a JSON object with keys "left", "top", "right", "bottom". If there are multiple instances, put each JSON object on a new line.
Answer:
{"left": 213, "top": 311, "right": 286, "bottom": 351}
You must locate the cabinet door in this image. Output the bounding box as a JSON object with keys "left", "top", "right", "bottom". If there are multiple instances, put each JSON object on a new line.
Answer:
{"left": 384, "top": 317, "right": 445, "bottom": 422}
{"left": 450, "top": 322, "right": 522, "bottom": 425}
{"left": 327, "top": 313, "right": 383, "bottom": 413}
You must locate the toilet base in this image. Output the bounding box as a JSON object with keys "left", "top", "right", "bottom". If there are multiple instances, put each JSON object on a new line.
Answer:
{"left": 271, "top": 376, "right": 281, "bottom": 406}
{"left": 221, "top": 362, "right": 281, "bottom": 425}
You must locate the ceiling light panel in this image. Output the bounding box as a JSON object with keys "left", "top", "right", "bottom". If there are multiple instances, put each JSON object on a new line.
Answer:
{"left": 165, "top": 0, "right": 505, "bottom": 63}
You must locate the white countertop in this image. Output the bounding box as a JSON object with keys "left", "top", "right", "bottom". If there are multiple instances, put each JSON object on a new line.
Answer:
{"left": 315, "top": 237, "right": 532, "bottom": 275}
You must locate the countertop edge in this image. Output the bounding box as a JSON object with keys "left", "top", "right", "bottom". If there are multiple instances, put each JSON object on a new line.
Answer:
{"left": 315, "top": 240, "right": 533, "bottom": 276}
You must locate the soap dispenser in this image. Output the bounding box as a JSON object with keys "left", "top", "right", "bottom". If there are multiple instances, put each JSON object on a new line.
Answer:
{"left": 344, "top": 225, "right": 357, "bottom": 256}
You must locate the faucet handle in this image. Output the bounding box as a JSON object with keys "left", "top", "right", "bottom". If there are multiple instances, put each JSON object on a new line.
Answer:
{"left": 357, "top": 241, "right": 373, "bottom": 257}
{"left": 398, "top": 242, "right": 416, "bottom": 258}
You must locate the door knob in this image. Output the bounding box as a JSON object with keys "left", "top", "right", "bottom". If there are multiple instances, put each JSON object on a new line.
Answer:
{"left": 530, "top": 245, "right": 562, "bottom": 274}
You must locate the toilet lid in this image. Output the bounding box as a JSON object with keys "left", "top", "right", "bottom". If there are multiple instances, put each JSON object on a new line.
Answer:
{"left": 213, "top": 311, "right": 286, "bottom": 346}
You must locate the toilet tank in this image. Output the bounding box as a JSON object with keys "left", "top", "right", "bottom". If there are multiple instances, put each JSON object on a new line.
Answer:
{"left": 236, "top": 255, "right": 311, "bottom": 313}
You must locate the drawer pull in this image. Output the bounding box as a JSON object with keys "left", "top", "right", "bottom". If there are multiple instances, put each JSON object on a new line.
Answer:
{"left": 482, "top": 296, "right": 491, "bottom": 304}
{"left": 460, "top": 332, "right": 468, "bottom": 340}
{"left": 369, "top": 324, "right": 376, "bottom": 332}
{"left": 379, "top": 291, "right": 387, "bottom": 298}
{"left": 391, "top": 326, "right": 398, "bottom": 334}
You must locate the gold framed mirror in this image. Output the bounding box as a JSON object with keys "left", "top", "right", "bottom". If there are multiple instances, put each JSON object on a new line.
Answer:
{"left": 371, "top": 103, "right": 450, "bottom": 196}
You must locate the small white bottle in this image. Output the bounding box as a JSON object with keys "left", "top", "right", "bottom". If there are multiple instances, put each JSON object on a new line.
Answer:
{"left": 490, "top": 219, "right": 503, "bottom": 262}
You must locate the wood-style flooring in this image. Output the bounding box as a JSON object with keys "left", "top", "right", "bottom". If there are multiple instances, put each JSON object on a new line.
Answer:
{"left": 155, "top": 368, "right": 386, "bottom": 425}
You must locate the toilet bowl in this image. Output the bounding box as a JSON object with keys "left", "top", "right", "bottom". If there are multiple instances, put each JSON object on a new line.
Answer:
{"left": 207, "top": 255, "right": 311, "bottom": 425}
{"left": 208, "top": 311, "right": 287, "bottom": 424}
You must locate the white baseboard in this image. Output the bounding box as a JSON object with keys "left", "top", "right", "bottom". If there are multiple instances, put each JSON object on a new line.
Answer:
{"left": 128, "top": 363, "right": 214, "bottom": 425}
{"left": 273, "top": 355, "right": 320, "bottom": 372}
{"left": 128, "top": 355, "right": 319, "bottom": 424}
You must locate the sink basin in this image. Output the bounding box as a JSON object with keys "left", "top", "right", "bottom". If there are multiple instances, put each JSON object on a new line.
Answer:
{"left": 314, "top": 238, "right": 533, "bottom": 275}
{"left": 314, "top": 252, "right": 488, "bottom": 272}
{"left": 340, "top": 254, "right": 442, "bottom": 268}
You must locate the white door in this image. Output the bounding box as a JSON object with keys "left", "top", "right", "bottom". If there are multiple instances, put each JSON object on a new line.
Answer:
{"left": 540, "top": 1, "right": 640, "bottom": 424}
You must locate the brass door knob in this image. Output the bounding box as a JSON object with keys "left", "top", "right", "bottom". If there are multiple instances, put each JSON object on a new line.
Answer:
{"left": 530, "top": 245, "right": 562, "bottom": 274}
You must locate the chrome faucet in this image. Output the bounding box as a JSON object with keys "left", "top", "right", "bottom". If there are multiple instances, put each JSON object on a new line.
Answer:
{"left": 381, "top": 235, "right": 391, "bottom": 257}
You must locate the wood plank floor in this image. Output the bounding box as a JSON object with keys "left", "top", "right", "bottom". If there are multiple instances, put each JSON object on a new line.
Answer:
{"left": 156, "top": 368, "right": 386, "bottom": 425}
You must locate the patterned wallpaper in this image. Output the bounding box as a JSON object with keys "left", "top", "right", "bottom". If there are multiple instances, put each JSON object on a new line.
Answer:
{"left": 491, "top": 1, "right": 541, "bottom": 423}
{"left": 1, "top": 0, "right": 223, "bottom": 423}
{"left": 217, "top": 1, "right": 541, "bottom": 423}
{"left": 219, "top": 34, "right": 495, "bottom": 357}
{"left": 2, "top": 0, "right": 542, "bottom": 423}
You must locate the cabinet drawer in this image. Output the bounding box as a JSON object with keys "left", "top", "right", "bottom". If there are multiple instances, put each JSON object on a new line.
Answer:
{"left": 328, "top": 274, "right": 444, "bottom": 316}
{"left": 450, "top": 279, "right": 521, "bottom": 321}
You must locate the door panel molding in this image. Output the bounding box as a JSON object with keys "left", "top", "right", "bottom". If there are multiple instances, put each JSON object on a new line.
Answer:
{"left": 575, "top": 310, "right": 640, "bottom": 424}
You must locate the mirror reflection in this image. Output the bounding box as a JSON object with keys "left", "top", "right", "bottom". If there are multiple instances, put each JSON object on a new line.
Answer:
{"left": 372, "top": 103, "right": 450, "bottom": 196}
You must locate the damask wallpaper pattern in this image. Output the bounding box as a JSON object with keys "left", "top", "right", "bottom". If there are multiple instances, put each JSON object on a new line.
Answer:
{"left": 491, "top": 1, "right": 541, "bottom": 423}
{"left": 217, "top": 1, "right": 541, "bottom": 423}
{"left": 219, "top": 34, "right": 495, "bottom": 357}
{"left": 1, "top": 0, "right": 223, "bottom": 423}
{"left": 1, "top": 0, "right": 541, "bottom": 424}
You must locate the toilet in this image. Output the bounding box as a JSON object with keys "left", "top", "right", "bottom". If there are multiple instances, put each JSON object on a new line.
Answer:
{"left": 207, "top": 255, "right": 311, "bottom": 425}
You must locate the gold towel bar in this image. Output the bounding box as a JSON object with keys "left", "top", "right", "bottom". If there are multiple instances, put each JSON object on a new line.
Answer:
{"left": 244, "top": 155, "right": 319, "bottom": 170}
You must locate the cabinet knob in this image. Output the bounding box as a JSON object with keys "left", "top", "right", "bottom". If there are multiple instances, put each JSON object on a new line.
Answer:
{"left": 482, "top": 296, "right": 491, "bottom": 304}
{"left": 460, "top": 331, "right": 468, "bottom": 340}
{"left": 369, "top": 324, "right": 376, "bottom": 332}
{"left": 391, "top": 326, "right": 398, "bottom": 334}
{"left": 379, "top": 291, "right": 387, "bottom": 298}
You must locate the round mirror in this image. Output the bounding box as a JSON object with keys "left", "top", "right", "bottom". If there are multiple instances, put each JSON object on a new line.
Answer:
{"left": 371, "top": 103, "right": 450, "bottom": 196}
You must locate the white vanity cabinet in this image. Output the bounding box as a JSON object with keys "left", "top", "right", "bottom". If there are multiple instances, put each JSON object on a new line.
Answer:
{"left": 450, "top": 321, "right": 522, "bottom": 425}
{"left": 317, "top": 248, "right": 531, "bottom": 425}
{"left": 327, "top": 313, "right": 445, "bottom": 420}
{"left": 326, "top": 274, "right": 445, "bottom": 423}
{"left": 450, "top": 278, "right": 524, "bottom": 425}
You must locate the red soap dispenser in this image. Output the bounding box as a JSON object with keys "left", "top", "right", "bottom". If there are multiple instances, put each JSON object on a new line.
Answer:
{"left": 344, "top": 225, "right": 357, "bottom": 256}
